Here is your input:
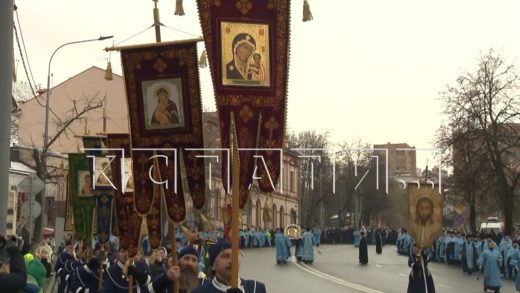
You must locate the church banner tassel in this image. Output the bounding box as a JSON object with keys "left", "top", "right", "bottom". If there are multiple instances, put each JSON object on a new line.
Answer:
{"left": 104, "top": 61, "right": 113, "bottom": 81}
{"left": 198, "top": 49, "right": 207, "bottom": 68}
{"left": 303, "top": 0, "right": 313, "bottom": 22}
{"left": 174, "top": 0, "right": 185, "bottom": 16}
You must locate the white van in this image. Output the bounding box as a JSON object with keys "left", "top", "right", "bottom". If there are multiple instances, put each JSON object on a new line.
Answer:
{"left": 479, "top": 217, "right": 504, "bottom": 233}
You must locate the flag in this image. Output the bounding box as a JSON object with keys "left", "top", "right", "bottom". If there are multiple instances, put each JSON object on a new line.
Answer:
{"left": 407, "top": 184, "right": 443, "bottom": 248}
{"left": 197, "top": 0, "right": 290, "bottom": 208}
{"left": 68, "top": 153, "right": 96, "bottom": 244}
{"left": 107, "top": 134, "right": 143, "bottom": 256}
{"left": 119, "top": 39, "right": 206, "bottom": 221}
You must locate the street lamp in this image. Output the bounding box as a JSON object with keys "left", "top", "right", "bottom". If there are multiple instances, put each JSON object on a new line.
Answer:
{"left": 40, "top": 35, "right": 113, "bottom": 237}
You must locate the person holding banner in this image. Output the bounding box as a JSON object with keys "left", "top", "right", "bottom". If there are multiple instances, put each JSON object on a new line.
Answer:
{"left": 192, "top": 240, "right": 266, "bottom": 293}
{"left": 149, "top": 246, "right": 208, "bottom": 293}
{"left": 407, "top": 244, "right": 435, "bottom": 293}
{"left": 103, "top": 247, "right": 151, "bottom": 293}
{"left": 69, "top": 254, "right": 103, "bottom": 293}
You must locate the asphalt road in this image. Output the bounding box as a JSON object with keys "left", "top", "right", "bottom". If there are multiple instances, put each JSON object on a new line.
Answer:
{"left": 239, "top": 244, "right": 517, "bottom": 293}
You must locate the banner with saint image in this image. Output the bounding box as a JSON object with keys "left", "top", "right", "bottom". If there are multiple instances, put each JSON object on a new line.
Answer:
{"left": 119, "top": 40, "right": 206, "bottom": 222}
{"left": 68, "top": 153, "right": 96, "bottom": 244}
{"left": 407, "top": 184, "right": 443, "bottom": 248}
{"left": 197, "top": 0, "right": 290, "bottom": 208}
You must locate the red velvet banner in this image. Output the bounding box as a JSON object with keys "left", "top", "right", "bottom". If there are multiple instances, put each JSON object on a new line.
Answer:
{"left": 119, "top": 40, "right": 206, "bottom": 222}
{"left": 107, "top": 134, "right": 143, "bottom": 256}
{"left": 197, "top": 0, "right": 290, "bottom": 208}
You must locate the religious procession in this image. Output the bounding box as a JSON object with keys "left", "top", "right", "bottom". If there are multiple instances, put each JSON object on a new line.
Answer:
{"left": 3, "top": 0, "right": 520, "bottom": 293}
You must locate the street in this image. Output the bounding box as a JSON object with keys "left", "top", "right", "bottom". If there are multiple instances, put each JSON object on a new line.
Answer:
{"left": 240, "top": 244, "right": 516, "bottom": 293}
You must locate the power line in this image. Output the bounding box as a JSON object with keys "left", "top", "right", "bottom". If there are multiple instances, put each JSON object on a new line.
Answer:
{"left": 13, "top": 21, "right": 37, "bottom": 98}
{"left": 14, "top": 3, "right": 38, "bottom": 93}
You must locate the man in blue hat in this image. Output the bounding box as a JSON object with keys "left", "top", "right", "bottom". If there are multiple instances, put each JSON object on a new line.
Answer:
{"left": 148, "top": 246, "right": 208, "bottom": 293}
{"left": 103, "top": 247, "right": 151, "bottom": 292}
{"left": 192, "top": 239, "right": 266, "bottom": 293}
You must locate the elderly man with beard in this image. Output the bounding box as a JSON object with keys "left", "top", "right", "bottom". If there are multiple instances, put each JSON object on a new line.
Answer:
{"left": 192, "top": 239, "right": 267, "bottom": 293}
{"left": 149, "top": 246, "right": 208, "bottom": 293}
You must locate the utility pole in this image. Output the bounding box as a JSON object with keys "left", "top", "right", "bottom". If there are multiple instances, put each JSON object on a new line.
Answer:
{"left": 0, "top": 0, "right": 14, "bottom": 234}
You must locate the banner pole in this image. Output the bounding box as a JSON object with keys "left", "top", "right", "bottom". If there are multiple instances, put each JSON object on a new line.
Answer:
{"left": 98, "top": 247, "right": 103, "bottom": 290}
{"left": 170, "top": 221, "right": 179, "bottom": 293}
{"left": 420, "top": 248, "right": 429, "bottom": 293}
{"left": 231, "top": 128, "right": 240, "bottom": 288}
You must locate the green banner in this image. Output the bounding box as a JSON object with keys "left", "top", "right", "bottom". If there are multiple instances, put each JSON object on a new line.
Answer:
{"left": 68, "top": 153, "right": 96, "bottom": 245}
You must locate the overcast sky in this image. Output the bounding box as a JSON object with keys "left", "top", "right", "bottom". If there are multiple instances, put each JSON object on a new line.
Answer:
{"left": 12, "top": 0, "right": 520, "bottom": 169}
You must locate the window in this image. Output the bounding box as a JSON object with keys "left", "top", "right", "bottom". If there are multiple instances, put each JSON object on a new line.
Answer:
{"left": 289, "top": 171, "right": 295, "bottom": 192}
{"left": 272, "top": 204, "right": 277, "bottom": 229}
{"left": 279, "top": 206, "right": 284, "bottom": 228}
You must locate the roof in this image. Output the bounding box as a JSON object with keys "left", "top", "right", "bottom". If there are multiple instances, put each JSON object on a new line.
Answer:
{"left": 17, "top": 66, "right": 128, "bottom": 154}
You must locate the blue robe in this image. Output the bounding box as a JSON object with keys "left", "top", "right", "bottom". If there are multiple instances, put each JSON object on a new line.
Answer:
{"left": 510, "top": 247, "right": 520, "bottom": 291}
{"left": 353, "top": 230, "right": 361, "bottom": 247}
{"left": 301, "top": 231, "right": 315, "bottom": 262}
{"left": 313, "top": 229, "right": 322, "bottom": 246}
{"left": 103, "top": 261, "right": 151, "bottom": 293}
{"left": 506, "top": 246, "right": 519, "bottom": 280}
{"left": 462, "top": 241, "right": 477, "bottom": 273}
{"left": 499, "top": 238, "right": 512, "bottom": 275}
{"left": 478, "top": 247, "right": 502, "bottom": 289}
{"left": 69, "top": 264, "right": 101, "bottom": 293}
{"left": 274, "top": 232, "right": 291, "bottom": 263}
{"left": 407, "top": 252, "right": 435, "bottom": 293}
{"left": 56, "top": 250, "right": 74, "bottom": 293}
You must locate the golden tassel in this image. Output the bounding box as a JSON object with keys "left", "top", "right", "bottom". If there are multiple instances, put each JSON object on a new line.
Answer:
{"left": 174, "top": 0, "right": 185, "bottom": 16}
{"left": 303, "top": 0, "right": 313, "bottom": 22}
{"left": 201, "top": 214, "right": 213, "bottom": 232}
{"left": 198, "top": 50, "right": 208, "bottom": 68}
{"left": 104, "top": 61, "right": 113, "bottom": 81}
{"left": 181, "top": 225, "right": 198, "bottom": 242}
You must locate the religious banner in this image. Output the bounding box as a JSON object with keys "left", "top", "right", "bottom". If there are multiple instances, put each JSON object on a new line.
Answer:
{"left": 68, "top": 153, "right": 96, "bottom": 244}
{"left": 119, "top": 39, "right": 206, "bottom": 222}
{"left": 197, "top": 0, "right": 290, "bottom": 208}
{"left": 407, "top": 184, "right": 443, "bottom": 248}
{"left": 82, "top": 136, "right": 114, "bottom": 243}
{"left": 107, "top": 134, "right": 143, "bottom": 256}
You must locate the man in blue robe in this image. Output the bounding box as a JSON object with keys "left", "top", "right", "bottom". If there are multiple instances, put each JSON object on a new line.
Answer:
{"left": 499, "top": 235, "right": 512, "bottom": 277}
{"left": 462, "top": 235, "right": 478, "bottom": 274}
{"left": 353, "top": 229, "right": 361, "bottom": 248}
{"left": 506, "top": 240, "right": 519, "bottom": 280}
{"left": 510, "top": 242, "right": 520, "bottom": 292}
{"left": 301, "top": 228, "right": 316, "bottom": 264}
{"left": 478, "top": 238, "right": 503, "bottom": 293}
{"left": 149, "top": 246, "right": 208, "bottom": 293}
{"left": 274, "top": 228, "right": 291, "bottom": 264}
{"left": 56, "top": 239, "right": 74, "bottom": 293}
{"left": 103, "top": 247, "right": 151, "bottom": 293}
{"left": 192, "top": 240, "right": 267, "bottom": 293}
{"left": 407, "top": 245, "right": 435, "bottom": 293}
{"left": 69, "top": 256, "right": 103, "bottom": 293}
{"left": 313, "top": 228, "right": 322, "bottom": 247}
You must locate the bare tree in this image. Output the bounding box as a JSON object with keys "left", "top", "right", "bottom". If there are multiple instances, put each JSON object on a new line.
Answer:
{"left": 439, "top": 49, "right": 520, "bottom": 234}
{"left": 25, "top": 94, "right": 103, "bottom": 245}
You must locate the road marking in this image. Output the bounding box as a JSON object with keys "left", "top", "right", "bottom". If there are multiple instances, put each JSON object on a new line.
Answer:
{"left": 437, "top": 284, "right": 450, "bottom": 288}
{"left": 399, "top": 273, "right": 408, "bottom": 278}
{"left": 375, "top": 264, "right": 382, "bottom": 268}
{"left": 293, "top": 261, "right": 385, "bottom": 293}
